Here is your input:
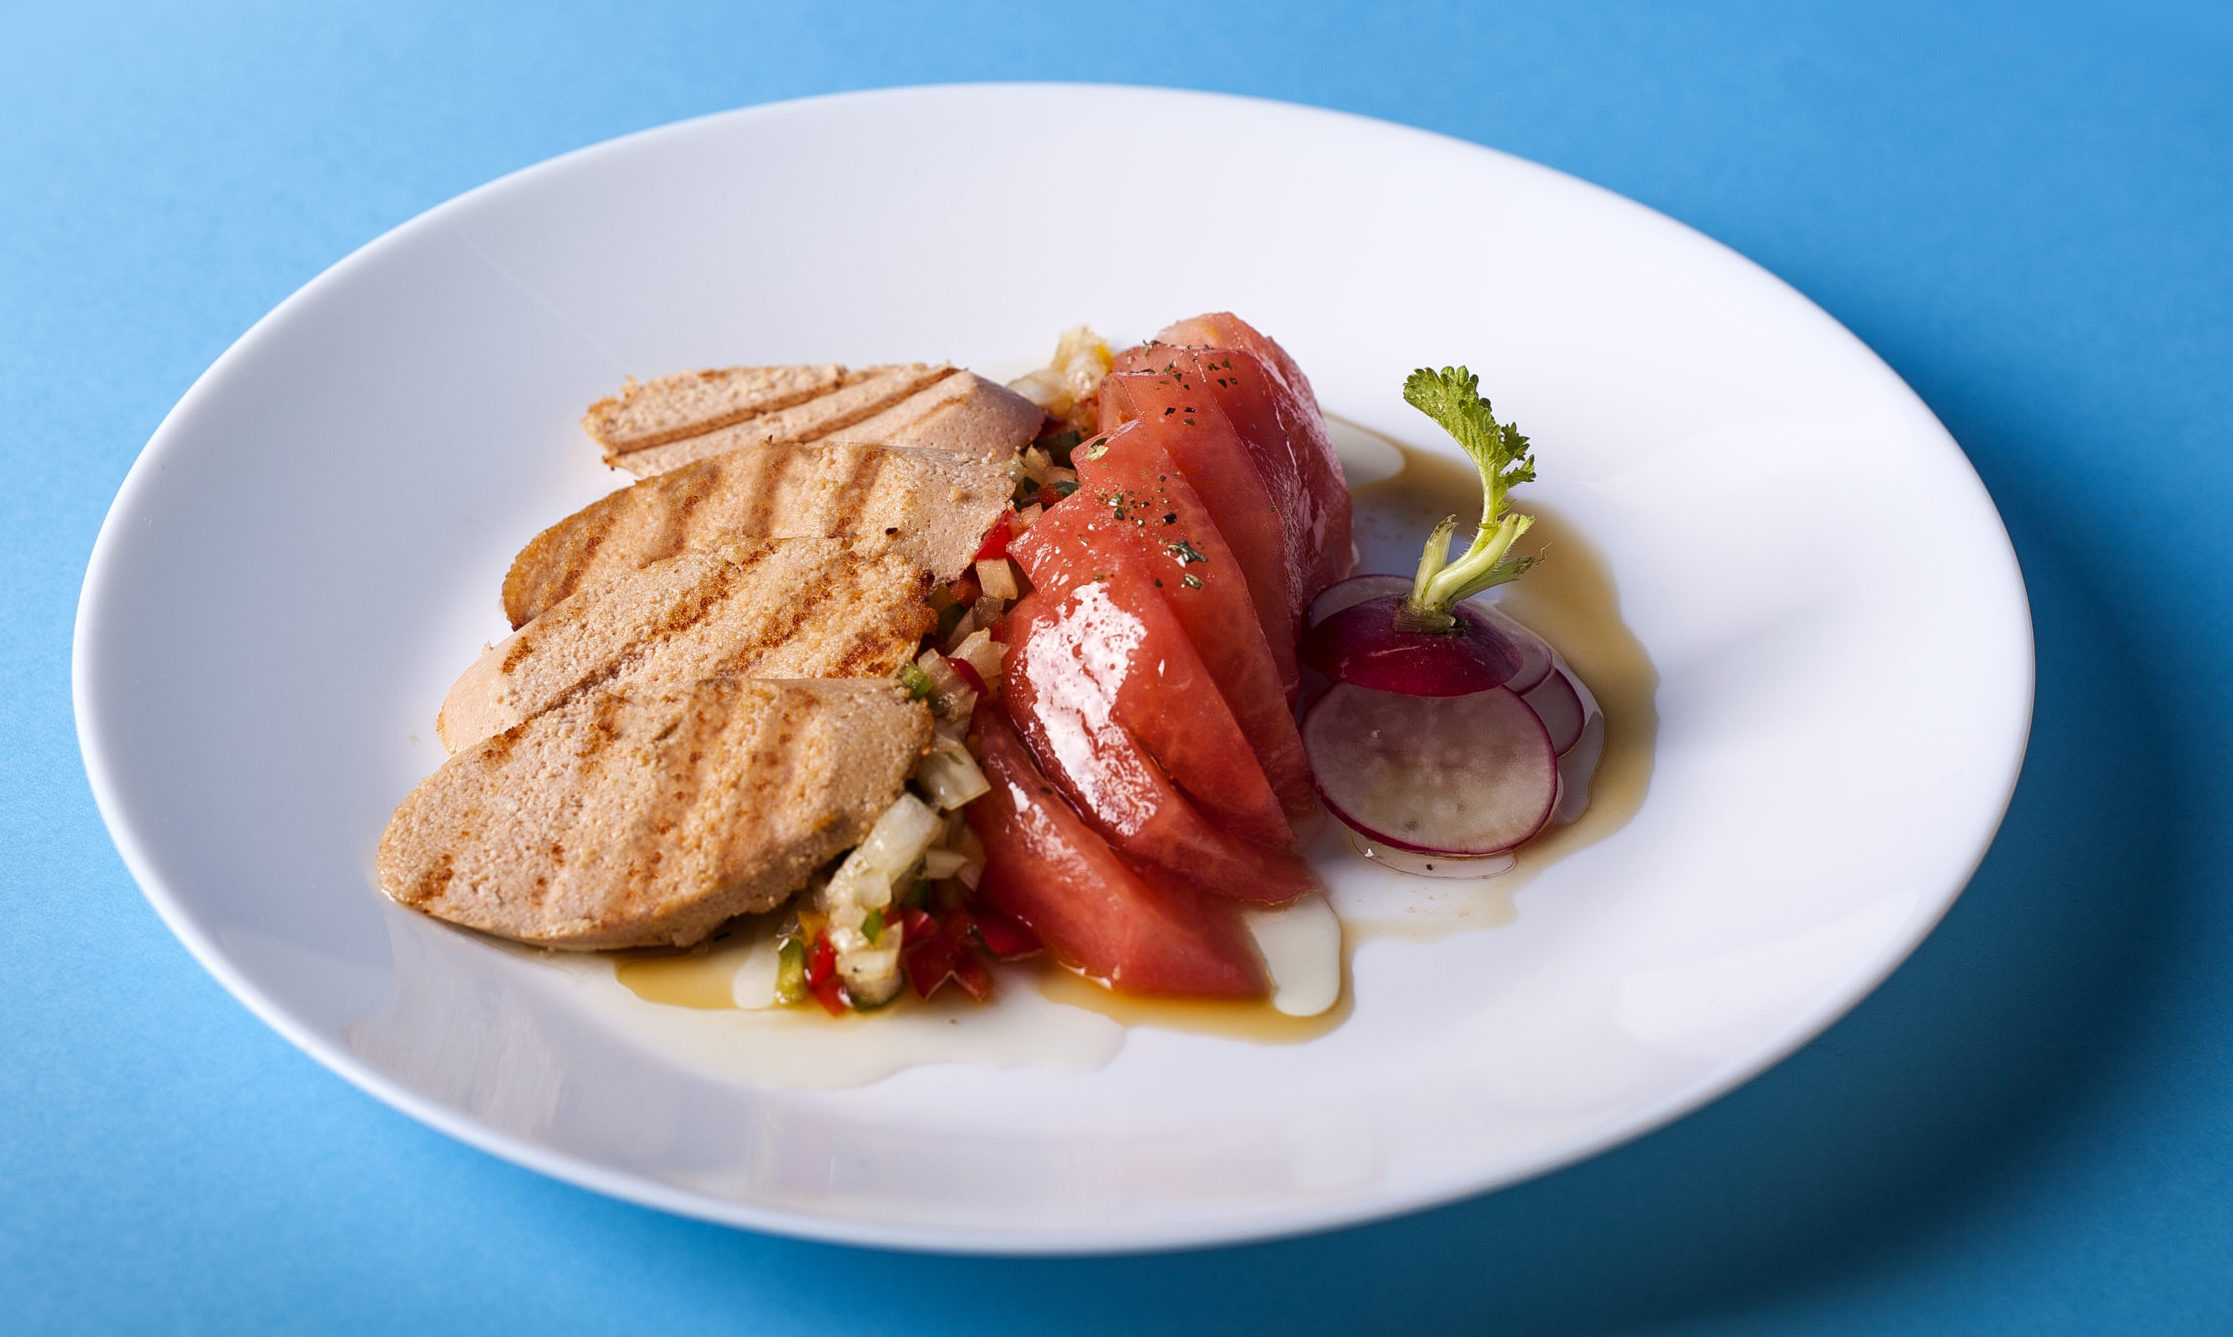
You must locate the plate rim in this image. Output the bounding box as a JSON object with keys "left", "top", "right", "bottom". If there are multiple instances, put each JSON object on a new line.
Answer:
{"left": 72, "top": 80, "right": 2036, "bottom": 1255}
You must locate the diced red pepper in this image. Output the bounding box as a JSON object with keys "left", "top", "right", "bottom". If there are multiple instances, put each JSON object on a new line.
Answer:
{"left": 970, "top": 902, "right": 1042, "bottom": 960}
{"left": 808, "top": 974, "right": 849, "bottom": 1018}
{"left": 903, "top": 909, "right": 973, "bottom": 1001}
{"left": 951, "top": 951, "right": 994, "bottom": 1002}
{"left": 804, "top": 933, "right": 836, "bottom": 987}
{"left": 973, "top": 512, "right": 1014, "bottom": 562}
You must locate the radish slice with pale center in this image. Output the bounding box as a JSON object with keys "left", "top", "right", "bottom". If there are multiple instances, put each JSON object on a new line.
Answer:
{"left": 1303, "top": 683, "right": 1558, "bottom": 855}
{"left": 1522, "top": 669, "right": 1586, "bottom": 754}
{"left": 1307, "top": 574, "right": 1413, "bottom": 627}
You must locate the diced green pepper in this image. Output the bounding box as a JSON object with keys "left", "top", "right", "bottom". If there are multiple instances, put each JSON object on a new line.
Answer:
{"left": 774, "top": 937, "right": 807, "bottom": 1005}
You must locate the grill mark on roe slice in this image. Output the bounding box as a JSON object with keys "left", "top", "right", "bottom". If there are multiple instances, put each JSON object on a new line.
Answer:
{"left": 408, "top": 852, "right": 457, "bottom": 906}
{"left": 605, "top": 367, "right": 845, "bottom": 455}
{"left": 714, "top": 554, "right": 850, "bottom": 677}
{"left": 733, "top": 450, "right": 786, "bottom": 538}
{"left": 499, "top": 555, "right": 753, "bottom": 730}
{"left": 622, "top": 689, "right": 724, "bottom": 913}
{"left": 829, "top": 445, "right": 891, "bottom": 539}
{"left": 653, "top": 464, "right": 721, "bottom": 563}
{"left": 793, "top": 367, "right": 956, "bottom": 443}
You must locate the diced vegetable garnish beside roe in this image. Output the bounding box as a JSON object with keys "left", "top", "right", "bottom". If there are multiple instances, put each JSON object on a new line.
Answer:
{"left": 1147, "top": 312, "right": 1353, "bottom": 596}
{"left": 1096, "top": 379, "right": 1299, "bottom": 696}
{"left": 968, "top": 711, "right": 1268, "bottom": 997}
{"left": 1002, "top": 572, "right": 1294, "bottom": 852}
{"left": 1011, "top": 435, "right": 1314, "bottom": 816}
{"left": 973, "top": 511, "right": 1014, "bottom": 561}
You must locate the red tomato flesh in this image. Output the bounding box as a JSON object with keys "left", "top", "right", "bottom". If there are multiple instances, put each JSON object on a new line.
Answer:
{"left": 1145, "top": 313, "right": 1353, "bottom": 598}
{"left": 1097, "top": 376, "right": 1298, "bottom": 691}
{"left": 967, "top": 711, "right": 1267, "bottom": 997}
{"left": 1002, "top": 568, "right": 1296, "bottom": 854}
{"left": 1011, "top": 427, "right": 1314, "bottom": 817}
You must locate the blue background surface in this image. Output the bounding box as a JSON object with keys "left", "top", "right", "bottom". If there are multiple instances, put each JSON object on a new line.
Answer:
{"left": 7, "top": 1, "right": 2231, "bottom": 1331}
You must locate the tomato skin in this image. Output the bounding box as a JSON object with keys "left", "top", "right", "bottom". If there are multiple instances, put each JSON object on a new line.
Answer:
{"left": 1125, "top": 314, "right": 1348, "bottom": 598}
{"left": 1097, "top": 375, "right": 1298, "bottom": 694}
{"left": 968, "top": 711, "right": 1267, "bottom": 997}
{"left": 1139, "top": 314, "right": 1354, "bottom": 598}
{"left": 1011, "top": 429, "right": 1314, "bottom": 817}
{"left": 1002, "top": 568, "right": 1295, "bottom": 853}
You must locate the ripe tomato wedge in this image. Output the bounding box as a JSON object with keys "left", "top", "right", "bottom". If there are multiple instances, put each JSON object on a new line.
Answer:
{"left": 1001, "top": 575, "right": 1298, "bottom": 855}
{"left": 1003, "top": 601, "right": 1316, "bottom": 902}
{"left": 968, "top": 711, "right": 1267, "bottom": 997}
{"left": 1011, "top": 427, "right": 1313, "bottom": 817}
{"left": 1143, "top": 313, "right": 1353, "bottom": 597}
{"left": 1096, "top": 375, "right": 1298, "bottom": 691}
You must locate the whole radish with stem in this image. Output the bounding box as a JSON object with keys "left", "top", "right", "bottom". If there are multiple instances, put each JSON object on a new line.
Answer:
{"left": 1301, "top": 366, "right": 1603, "bottom": 859}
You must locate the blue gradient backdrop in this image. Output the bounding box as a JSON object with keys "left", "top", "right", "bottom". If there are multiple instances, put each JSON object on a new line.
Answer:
{"left": 6, "top": 2, "right": 2230, "bottom": 1332}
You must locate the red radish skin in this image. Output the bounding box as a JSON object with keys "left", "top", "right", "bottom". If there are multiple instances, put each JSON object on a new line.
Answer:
{"left": 1303, "top": 683, "right": 1559, "bottom": 856}
{"left": 968, "top": 712, "right": 1267, "bottom": 997}
{"left": 1307, "top": 574, "right": 1414, "bottom": 627}
{"left": 1470, "top": 603, "right": 1556, "bottom": 693}
{"left": 1522, "top": 669, "right": 1587, "bottom": 754}
{"left": 1300, "top": 594, "right": 1525, "bottom": 697}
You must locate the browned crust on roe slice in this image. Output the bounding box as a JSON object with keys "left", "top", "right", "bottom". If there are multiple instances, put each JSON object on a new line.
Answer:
{"left": 588, "top": 363, "right": 1043, "bottom": 478}
{"left": 501, "top": 442, "right": 1011, "bottom": 628}
{"left": 584, "top": 364, "right": 849, "bottom": 455}
{"left": 379, "top": 678, "right": 932, "bottom": 949}
{"left": 438, "top": 538, "right": 933, "bottom": 752}
{"left": 606, "top": 364, "right": 950, "bottom": 476}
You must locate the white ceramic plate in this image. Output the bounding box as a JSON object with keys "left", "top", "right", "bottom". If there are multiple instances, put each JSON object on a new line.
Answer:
{"left": 74, "top": 85, "right": 2032, "bottom": 1253}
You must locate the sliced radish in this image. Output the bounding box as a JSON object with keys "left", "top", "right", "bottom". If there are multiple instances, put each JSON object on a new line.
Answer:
{"left": 1301, "top": 595, "right": 1524, "bottom": 696}
{"left": 1552, "top": 711, "right": 1606, "bottom": 826}
{"left": 1468, "top": 602, "right": 1554, "bottom": 693}
{"left": 1346, "top": 834, "right": 1518, "bottom": 880}
{"left": 1307, "top": 574, "right": 1414, "bottom": 627}
{"left": 1522, "top": 669, "right": 1586, "bottom": 754}
{"left": 1554, "top": 651, "right": 1602, "bottom": 721}
{"left": 1302, "top": 683, "right": 1558, "bottom": 855}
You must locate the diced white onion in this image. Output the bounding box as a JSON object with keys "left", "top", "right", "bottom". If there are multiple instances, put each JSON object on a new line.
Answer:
{"left": 975, "top": 557, "right": 1020, "bottom": 602}
{"left": 836, "top": 940, "right": 904, "bottom": 1006}
{"left": 953, "top": 629, "right": 1006, "bottom": 683}
{"left": 1052, "top": 326, "right": 1113, "bottom": 401}
{"left": 915, "top": 736, "right": 991, "bottom": 810}
{"left": 952, "top": 825, "right": 987, "bottom": 890}
{"left": 922, "top": 847, "right": 968, "bottom": 880}
{"left": 824, "top": 794, "right": 940, "bottom": 917}
{"left": 1007, "top": 367, "right": 1070, "bottom": 414}
{"left": 914, "top": 649, "right": 977, "bottom": 723}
